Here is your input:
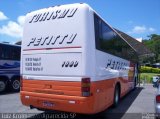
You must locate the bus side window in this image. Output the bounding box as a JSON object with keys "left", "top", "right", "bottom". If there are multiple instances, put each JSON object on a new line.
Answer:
{"left": 0, "top": 45, "right": 2, "bottom": 59}
{"left": 11, "top": 47, "right": 21, "bottom": 60}
{"left": 101, "top": 22, "right": 115, "bottom": 54}
{"left": 15, "top": 47, "right": 21, "bottom": 60}
{"left": 1, "top": 45, "right": 9, "bottom": 59}
{"left": 94, "top": 14, "right": 101, "bottom": 50}
{"left": 94, "top": 13, "right": 138, "bottom": 63}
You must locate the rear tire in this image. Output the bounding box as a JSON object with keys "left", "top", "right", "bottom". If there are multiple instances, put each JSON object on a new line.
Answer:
{"left": 113, "top": 85, "right": 120, "bottom": 107}
{"left": 11, "top": 78, "right": 20, "bottom": 92}
{"left": 0, "top": 80, "right": 6, "bottom": 93}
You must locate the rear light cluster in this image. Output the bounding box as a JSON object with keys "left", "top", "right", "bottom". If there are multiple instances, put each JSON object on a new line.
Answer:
{"left": 156, "top": 95, "right": 160, "bottom": 103}
{"left": 81, "top": 78, "right": 91, "bottom": 97}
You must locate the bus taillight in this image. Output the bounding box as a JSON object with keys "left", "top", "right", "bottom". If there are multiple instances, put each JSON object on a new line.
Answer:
{"left": 156, "top": 95, "right": 160, "bottom": 103}
{"left": 81, "top": 78, "right": 91, "bottom": 97}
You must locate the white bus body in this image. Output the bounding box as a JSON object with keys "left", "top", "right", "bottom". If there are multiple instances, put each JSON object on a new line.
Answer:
{"left": 21, "top": 3, "right": 138, "bottom": 114}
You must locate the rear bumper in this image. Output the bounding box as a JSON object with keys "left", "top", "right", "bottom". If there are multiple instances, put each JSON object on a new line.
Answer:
{"left": 20, "top": 91, "right": 96, "bottom": 114}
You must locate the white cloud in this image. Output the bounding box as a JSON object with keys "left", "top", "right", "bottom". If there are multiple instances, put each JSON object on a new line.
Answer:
{"left": 17, "top": 16, "right": 25, "bottom": 26}
{"left": 0, "top": 11, "right": 8, "bottom": 20}
{"left": 132, "top": 26, "right": 146, "bottom": 34}
{"left": 148, "top": 27, "right": 155, "bottom": 32}
{"left": 128, "top": 25, "right": 156, "bottom": 34}
{"left": 0, "top": 15, "right": 25, "bottom": 38}
{"left": 136, "top": 37, "right": 142, "bottom": 42}
{"left": 0, "top": 21, "right": 23, "bottom": 38}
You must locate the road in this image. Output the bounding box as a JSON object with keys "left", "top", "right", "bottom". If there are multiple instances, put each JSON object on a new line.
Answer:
{"left": 0, "top": 84, "right": 157, "bottom": 119}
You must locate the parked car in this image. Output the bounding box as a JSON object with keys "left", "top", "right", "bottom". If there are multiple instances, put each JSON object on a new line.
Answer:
{"left": 153, "top": 76, "right": 160, "bottom": 87}
{"left": 155, "top": 85, "right": 160, "bottom": 115}
{"left": 154, "top": 76, "right": 160, "bottom": 115}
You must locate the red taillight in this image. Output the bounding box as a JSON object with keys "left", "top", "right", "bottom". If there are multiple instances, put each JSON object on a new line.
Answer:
{"left": 81, "top": 78, "right": 91, "bottom": 97}
{"left": 156, "top": 95, "right": 160, "bottom": 103}
{"left": 82, "top": 87, "right": 90, "bottom": 92}
{"left": 82, "top": 78, "right": 90, "bottom": 83}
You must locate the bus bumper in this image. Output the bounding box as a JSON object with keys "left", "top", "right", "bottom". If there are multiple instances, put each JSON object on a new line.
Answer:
{"left": 20, "top": 91, "right": 96, "bottom": 114}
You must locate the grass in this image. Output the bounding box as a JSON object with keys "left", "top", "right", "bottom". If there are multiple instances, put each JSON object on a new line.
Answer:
{"left": 140, "top": 73, "right": 160, "bottom": 83}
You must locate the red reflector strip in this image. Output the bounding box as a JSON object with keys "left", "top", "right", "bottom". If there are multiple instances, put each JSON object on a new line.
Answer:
{"left": 23, "top": 46, "right": 82, "bottom": 51}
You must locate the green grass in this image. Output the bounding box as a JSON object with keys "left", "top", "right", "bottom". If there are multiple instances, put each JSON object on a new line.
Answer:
{"left": 140, "top": 73, "right": 160, "bottom": 83}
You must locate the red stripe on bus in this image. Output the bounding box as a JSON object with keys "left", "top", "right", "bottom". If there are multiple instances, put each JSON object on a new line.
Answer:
{"left": 23, "top": 46, "right": 82, "bottom": 51}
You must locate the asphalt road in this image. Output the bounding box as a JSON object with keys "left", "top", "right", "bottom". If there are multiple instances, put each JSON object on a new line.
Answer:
{"left": 0, "top": 84, "right": 157, "bottom": 119}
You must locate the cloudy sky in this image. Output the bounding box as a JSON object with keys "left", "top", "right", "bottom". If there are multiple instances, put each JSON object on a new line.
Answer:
{"left": 0, "top": 0, "right": 160, "bottom": 43}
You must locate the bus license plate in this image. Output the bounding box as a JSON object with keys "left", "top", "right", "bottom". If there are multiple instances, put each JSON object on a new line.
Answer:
{"left": 42, "top": 101, "right": 54, "bottom": 107}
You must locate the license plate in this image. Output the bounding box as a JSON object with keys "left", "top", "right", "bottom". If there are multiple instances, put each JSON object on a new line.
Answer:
{"left": 42, "top": 101, "right": 54, "bottom": 107}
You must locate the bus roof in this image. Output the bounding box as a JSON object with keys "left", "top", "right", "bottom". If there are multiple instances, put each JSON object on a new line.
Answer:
{"left": 0, "top": 42, "right": 21, "bottom": 47}
{"left": 26, "top": 3, "right": 93, "bottom": 16}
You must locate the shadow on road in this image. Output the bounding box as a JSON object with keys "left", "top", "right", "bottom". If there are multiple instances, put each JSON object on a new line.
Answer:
{"left": 0, "top": 89, "right": 19, "bottom": 95}
{"left": 27, "top": 87, "right": 143, "bottom": 119}
{"left": 103, "top": 86, "right": 143, "bottom": 119}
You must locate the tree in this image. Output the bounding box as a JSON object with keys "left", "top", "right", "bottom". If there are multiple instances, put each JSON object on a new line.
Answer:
{"left": 143, "top": 34, "right": 160, "bottom": 63}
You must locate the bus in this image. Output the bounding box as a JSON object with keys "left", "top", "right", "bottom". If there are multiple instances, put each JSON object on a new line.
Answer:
{"left": 0, "top": 43, "right": 21, "bottom": 92}
{"left": 20, "top": 3, "right": 139, "bottom": 114}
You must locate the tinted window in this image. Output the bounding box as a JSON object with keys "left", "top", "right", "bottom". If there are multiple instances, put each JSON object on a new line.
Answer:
{"left": 10, "top": 47, "right": 21, "bottom": 60}
{"left": 94, "top": 15, "right": 101, "bottom": 50}
{"left": 100, "top": 22, "right": 115, "bottom": 54}
{"left": 94, "top": 14, "right": 138, "bottom": 62}
{"left": 0, "top": 44, "right": 21, "bottom": 60}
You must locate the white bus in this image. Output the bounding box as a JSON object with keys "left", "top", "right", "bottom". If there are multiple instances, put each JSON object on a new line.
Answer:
{"left": 0, "top": 43, "right": 21, "bottom": 92}
{"left": 21, "top": 3, "right": 138, "bottom": 114}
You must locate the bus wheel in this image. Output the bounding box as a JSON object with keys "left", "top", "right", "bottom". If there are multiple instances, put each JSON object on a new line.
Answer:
{"left": 11, "top": 78, "right": 20, "bottom": 92}
{"left": 0, "top": 80, "right": 6, "bottom": 93}
{"left": 113, "top": 85, "right": 120, "bottom": 107}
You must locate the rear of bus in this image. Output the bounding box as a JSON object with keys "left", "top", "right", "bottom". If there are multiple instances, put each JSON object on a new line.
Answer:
{"left": 20, "top": 3, "right": 97, "bottom": 114}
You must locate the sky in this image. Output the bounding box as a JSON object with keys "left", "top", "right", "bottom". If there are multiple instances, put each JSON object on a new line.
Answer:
{"left": 0, "top": 0, "right": 160, "bottom": 43}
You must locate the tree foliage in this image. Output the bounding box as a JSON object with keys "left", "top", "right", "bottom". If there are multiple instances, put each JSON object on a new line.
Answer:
{"left": 140, "top": 66, "right": 160, "bottom": 73}
{"left": 142, "top": 34, "right": 160, "bottom": 63}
